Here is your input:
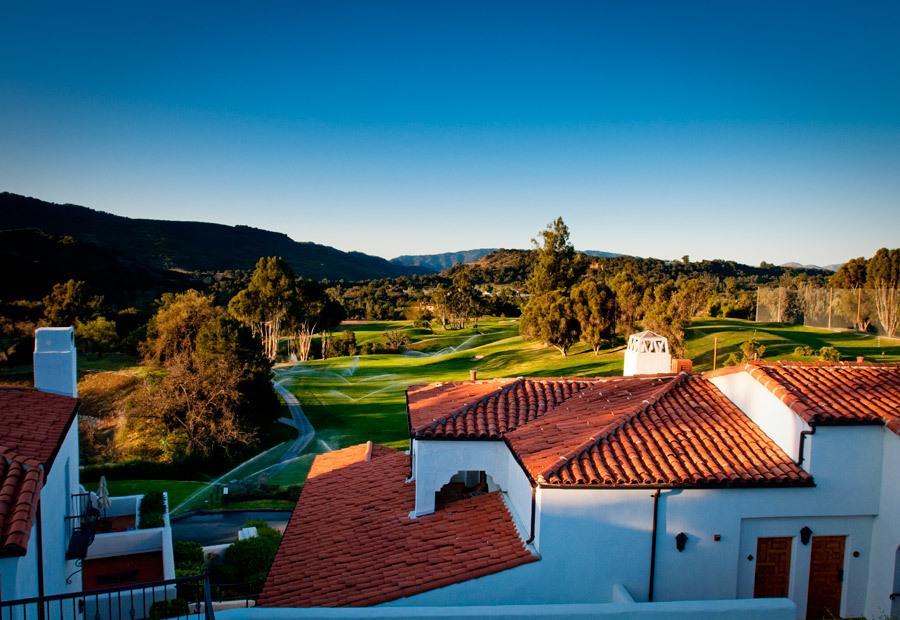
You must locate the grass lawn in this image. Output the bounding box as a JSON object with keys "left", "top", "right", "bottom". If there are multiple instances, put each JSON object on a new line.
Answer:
{"left": 277, "top": 317, "right": 900, "bottom": 485}
{"left": 82, "top": 479, "right": 208, "bottom": 510}
{"left": 78, "top": 317, "right": 900, "bottom": 511}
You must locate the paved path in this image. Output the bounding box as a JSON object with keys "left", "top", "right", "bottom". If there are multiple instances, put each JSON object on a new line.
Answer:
{"left": 273, "top": 376, "right": 315, "bottom": 460}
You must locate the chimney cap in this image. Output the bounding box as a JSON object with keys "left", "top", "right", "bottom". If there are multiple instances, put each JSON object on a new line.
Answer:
{"left": 35, "top": 327, "right": 75, "bottom": 353}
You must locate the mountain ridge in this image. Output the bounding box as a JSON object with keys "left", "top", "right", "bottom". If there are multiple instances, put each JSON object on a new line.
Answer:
{"left": 0, "top": 192, "right": 425, "bottom": 281}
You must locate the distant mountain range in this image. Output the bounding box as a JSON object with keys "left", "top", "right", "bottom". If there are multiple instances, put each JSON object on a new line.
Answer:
{"left": 0, "top": 193, "right": 425, "bottom": 281}
{"left": 391, "top": 249, "right": 498, "bottom": 271}
{"left": 780, "top": 262, "right": 842, "bottom": 272}
{"left": 392, "top": 248, "right": 622, "bottom": 272}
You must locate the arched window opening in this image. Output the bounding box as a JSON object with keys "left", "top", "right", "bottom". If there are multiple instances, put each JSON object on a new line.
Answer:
{"left": 435, "top": 470, "right": 497, "bottom": 510}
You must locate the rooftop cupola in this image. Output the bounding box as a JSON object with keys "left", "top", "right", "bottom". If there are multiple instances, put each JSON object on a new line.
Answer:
{"left": 34, "top": 326, "right": 78, "bottom": 397}
{"left": 623, "top": 330, "right": 671, "bottom": 376}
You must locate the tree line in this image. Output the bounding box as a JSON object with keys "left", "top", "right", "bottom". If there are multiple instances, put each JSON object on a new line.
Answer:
{"left": 517, "top": 217, "right": 718, "bottom": 357}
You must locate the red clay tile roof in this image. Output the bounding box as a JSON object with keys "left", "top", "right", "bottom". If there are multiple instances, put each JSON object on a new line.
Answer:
{"left": 409, "top": 378, "right": 595, "bottom": 438}
{"left": 716, "top": 361, "right": 900, "bottom": 434}
{"left": 0, "top": 448, "right": 43, "bottom": 556}
{"left": 258, "top": 444, "right": 536, "bottom": 608}
{"left": 410, "top": 375, "right": 810, "bottom": 488}
{"left": 508, "top": 375, "right": 810, "bottom": 487}
{"left": 0, "top": 388, "right": 79, "bottom": 464}
{"left": 0, "top": 387, "right": 79, "bottom": 555}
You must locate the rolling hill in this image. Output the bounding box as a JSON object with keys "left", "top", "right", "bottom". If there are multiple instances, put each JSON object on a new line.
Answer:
{"left": 0, "top": 193, "right": 424, "bottom": 281}
{"left": 390, "top": 248, "right": 497, "bottom": 272}
{"left": 392, "top": 247, "right": 623, "bottom": 273}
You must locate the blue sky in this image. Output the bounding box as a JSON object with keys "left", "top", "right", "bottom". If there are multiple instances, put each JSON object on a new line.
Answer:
{"left": 1, "top": 1, "right": 898, "bottom": 264}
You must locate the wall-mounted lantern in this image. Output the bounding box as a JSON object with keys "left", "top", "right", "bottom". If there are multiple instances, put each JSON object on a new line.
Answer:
{"left": 675, "top": 532, "right": 688, "bottom": 552}
{"left": 800, "top": 526, "right": 813, "bottom": 545}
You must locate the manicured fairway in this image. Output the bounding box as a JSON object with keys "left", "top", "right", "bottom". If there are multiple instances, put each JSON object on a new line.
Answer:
{"left": 279, "top": 317, "right": 900, "bottom": 464}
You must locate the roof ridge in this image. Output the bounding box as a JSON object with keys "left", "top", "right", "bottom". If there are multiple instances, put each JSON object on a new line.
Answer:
{"left": 426, "top": 378, "right": 527, "bottom": 434}
{"left": 536, "top": 374, "right": 687, "bottom": 483}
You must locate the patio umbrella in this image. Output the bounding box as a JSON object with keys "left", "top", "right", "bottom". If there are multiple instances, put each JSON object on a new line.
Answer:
{"left": 97, "top": 475, "right": 112, "bottom": 514}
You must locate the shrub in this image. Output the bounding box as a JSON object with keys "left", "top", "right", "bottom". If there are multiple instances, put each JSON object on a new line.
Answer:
{"left": 139, "top": 491, "right": 166, "bottom": 529}
{"left": 740, "top": 338, "right": 766, "bottom": 361}
{"left": 724, "top": 352, "right": 742, "bottom": 367}
{"left": 212, "top": 521, "right": 281, "bottom": 593}
{"left": 173, "top": 540, "right": 205, "bottom": 577}
{"left": 818, "top": 346, "right": 841, "bottom": 362}
{"left": 80, "top": 459, "right": 207, "bottom": 483}
{"left": 148, "top": 599, "right": 189, "bottom": 620}
{"left": 794, "top": 345, "right": 814, "bottom": 356}
{"left": 383, "top": 330, "right": 411, "bottom": 352}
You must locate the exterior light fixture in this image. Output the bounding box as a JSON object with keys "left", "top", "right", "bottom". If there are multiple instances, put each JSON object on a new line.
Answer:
{"left": 675, "top": 532, "right": 688, "bottom": 552}
{"left": 800, "top": 526, "right": 813, "bottom": 545}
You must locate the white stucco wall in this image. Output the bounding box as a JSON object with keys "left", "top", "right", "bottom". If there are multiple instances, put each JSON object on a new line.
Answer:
{"left": 709, "top": 372, "right": 810, "bottom": 461}
{"left": 396, "top": 425, "right": 884, "bottom": 620}
{"left": 0, "top": 421, "right": 81, "bottom": 600}
{"left": 411, "top": 439, "right": 533, "bottom": 532}
{"left": 865, "top": 433, "right": 900, "bottom": 619}
{"left": 41, "top": 421, "right": 83, "bottom": 596}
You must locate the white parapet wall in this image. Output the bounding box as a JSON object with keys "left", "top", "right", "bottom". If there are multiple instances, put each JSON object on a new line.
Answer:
{"left": 217, "top": 598, "right": 795, "bottom": 620}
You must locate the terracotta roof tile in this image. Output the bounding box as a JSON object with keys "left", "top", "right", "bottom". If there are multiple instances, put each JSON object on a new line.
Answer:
{"left": 0, "top": 387, "right": 78, "bottom": 555}
{"left": 736, "top": 361, "right": 900, "bottom": 433}
{"left": 511, "top": 375, "right": 810, "bottom": 487}
{"left": 409, "top": 378, "right": 595, "bottom": 439}
{"left": 258, "top": 444, "right": 536, "bottom": 607}
{"left": 410, "top": 375, "right": 810, "bottom": 488}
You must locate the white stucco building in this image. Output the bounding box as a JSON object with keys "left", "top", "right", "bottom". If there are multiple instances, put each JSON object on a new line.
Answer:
{"left": 260, "top": 338, "right": 899, "bottom": 620}
{"left": 0, "top": 327, "right": 83, "bottom": 601}
{"left": 0, "top": 328, "right": 176, "bottom": 607}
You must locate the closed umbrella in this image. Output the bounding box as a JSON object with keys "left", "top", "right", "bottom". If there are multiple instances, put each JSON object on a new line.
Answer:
{"left": 97, "top": 475, "right": 112, "bottom": 515}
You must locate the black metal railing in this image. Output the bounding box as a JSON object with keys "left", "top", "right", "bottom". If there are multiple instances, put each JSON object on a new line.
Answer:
{"left": 65, "top": 492, "right": 100, "bottom": 560}
{"left": 207, "top": 583, "right": 257, "bottom": 609}
{"left": 0, "top": 574, "right": 213, "bottom": 620}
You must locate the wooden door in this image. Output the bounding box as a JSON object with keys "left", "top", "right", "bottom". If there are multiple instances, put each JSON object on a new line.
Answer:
{"left": 806, "top": 535, "right": 846, "bottom": 619}
{"left": 754, "top": 537, "right": 793, "bottom": 598}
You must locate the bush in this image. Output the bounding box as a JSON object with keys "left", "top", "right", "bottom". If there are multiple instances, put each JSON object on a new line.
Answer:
{"left": 139, "top": 491, "right": 166, "bottom": 529}
{"left": 148, "top": 599, "right": 189, "bottom": 620}
{"left": 724, "top": 352, "right": 743, "bottom": 367}
{"left": 173, "top": 540, "right": 204, "bottom": 577}
{"left": 383, "top": 330, "right": 411, "bottom": 352}
{"left": 740, "top": 338, "right": 766, "bottom": 361}
{"left": 212, "top": 521, "right": 281, "bottom": 593}
{"left": 818, "top": 346, "right": 841, "bottom": 362}
{"left": 221, "top": 482, "right": 300, "bottom": 505}
{"left": 794, "top": 345, "right": 814, "bottom": 356}
{"left": 80, "top": 460, "right": 206, "bottom": 483}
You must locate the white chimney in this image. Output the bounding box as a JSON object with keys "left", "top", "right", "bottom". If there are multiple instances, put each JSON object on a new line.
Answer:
{"left": 34, "top": 327, "right": 78, "bottom": 398}
{"left": 623, "top": 331, "right": 671, "bottom": 376}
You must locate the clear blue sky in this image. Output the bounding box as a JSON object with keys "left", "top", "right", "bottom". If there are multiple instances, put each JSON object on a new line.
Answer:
{"left": 2, "top": 1, "right": 899, "bottom": 265}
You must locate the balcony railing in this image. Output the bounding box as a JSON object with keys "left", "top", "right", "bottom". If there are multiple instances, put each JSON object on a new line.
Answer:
{"left": 65, "top": 492, "right": 100, "bottom": 560}
{"left": 0, "top": 574, "right": 213, "bottom": 620}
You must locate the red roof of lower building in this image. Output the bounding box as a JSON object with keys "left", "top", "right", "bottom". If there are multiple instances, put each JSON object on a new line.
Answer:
{"left": 409, "top": 374, "right": 810, "bottom": 488}
{"left": 721, "top": 361, "right": 900, "bottom": 434}
{"left": 0, "top": 387, "right": 79, "bottom": 555}
{"left": 258, "top": 444, "right": 536, "bottom": 608}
